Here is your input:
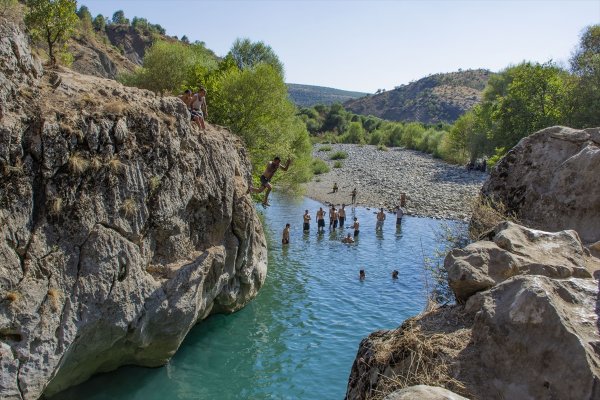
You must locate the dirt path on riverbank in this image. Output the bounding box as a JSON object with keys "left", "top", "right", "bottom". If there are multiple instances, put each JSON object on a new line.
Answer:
{"left": 305, "top": 144, "right": 487, "bottom": 221}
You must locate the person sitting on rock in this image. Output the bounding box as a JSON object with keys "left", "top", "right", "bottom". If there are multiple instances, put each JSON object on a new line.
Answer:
{"left": 191, "top": 86, "right": 208, "bottom": 131}
{"left": 248, "top": 156, "right": 291, "bottom": 206}
{"left": 333, "top": 183, "right": 338, "bottom": 193}
{"left": 342, "top": 233, "right": 354, "bottom": 243}
{"left": 179, "top": 89, "right": 203, "bottom": 130}
{"left": 282, "top": 223, "right": 290, "bottom": 245}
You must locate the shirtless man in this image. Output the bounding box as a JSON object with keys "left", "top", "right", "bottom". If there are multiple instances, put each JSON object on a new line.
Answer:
{"left": 376, "top": 208, "right": 386, "bottom": 231}
{"left": 341, "top": 233, "right": 354, "bottom": 243}
{"left": 352, "top": 217, "right": 360, "bottom": 237}
{"left": 179, "top": 89, "right": 203, "bottom": 130}
{"left": 249, "top": 156, "right": 291, "bottom": 206}
{"left": 316, "top": 207, "right": 326, "bottom": 233}
{"left": 329, "top": 205, "right": 338, "bottom": 230}
{"left": 282, "top": 223, "right": 290, "bottom": 245}
{"left": 396, "top": 205, "right": 405, "bottom": 226}
{"left": 303, "top": 210, "right": 311, "bottom": 231}
{"left": 338, "top": 204, "right": 346, "bottom": 227}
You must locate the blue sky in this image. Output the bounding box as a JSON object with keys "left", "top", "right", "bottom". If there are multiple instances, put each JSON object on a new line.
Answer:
{"left": 81, "top": 0, "right": 599, "bottom": 93}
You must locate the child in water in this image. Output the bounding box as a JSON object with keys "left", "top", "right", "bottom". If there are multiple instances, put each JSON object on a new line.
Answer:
{"left": 282, "top": 223, "right": 290, "bottom": 245}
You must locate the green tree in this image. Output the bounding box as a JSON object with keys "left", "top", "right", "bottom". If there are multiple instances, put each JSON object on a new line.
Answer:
{"left": 120, "top": 40, "right": 217, "bottom": 95}
{"left": 229, "top": 38, "right": 284, "bottom": 77}
{"left": 402, "top": 122, "right": 425, "bottom": 149}
{"left": 131, "top": 16, "right": 149, "bottom": 32}
{"left": 569, "top": 25, "right": 600, "bottom": 127}
{"left": 92, "top": 14, "right": 106, "bottom": 31}
{"left": 76, "top": 5, "right": 92, "bottom": 37}
{"left": 25, "top": 0, "right": 78, "bottom": 65}
{"left": 343, "top": 121, "right": 365, "bottom": 144}
{"left": 112, "top": 10, "right": 129, "bottom": 25}
{"left": 206, "top": 61, "right": 311, "bottom": 187}
{"left": 489, "top": 62, "right": 569, "bottom": 150}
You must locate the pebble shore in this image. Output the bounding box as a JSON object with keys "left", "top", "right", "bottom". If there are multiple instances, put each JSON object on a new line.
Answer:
{"left": 305, "top": 144, "right": 488, "bottom": 221}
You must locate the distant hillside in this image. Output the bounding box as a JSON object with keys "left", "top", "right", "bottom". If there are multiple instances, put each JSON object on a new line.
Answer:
{"left": 287, "top": 83, "right": 367, "bottom": 107}
{"left": 344, "top": 69, "right": 493, "bottom": 124}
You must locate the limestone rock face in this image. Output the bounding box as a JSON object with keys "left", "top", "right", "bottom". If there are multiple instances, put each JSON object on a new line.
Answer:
{"left": 464, "top": 275, "right": 600, "bottom": 400}
{"left": 481, "top": 126, "right": 600, "bottom": 244}
{"left": 384, "top": 385, "right": 469, "bottom": 400}
{"left": 446, "top": 221, "right": 595, "bottom": 302}
{"left": 0, "top": 18, "right": 267, "bottom": 400}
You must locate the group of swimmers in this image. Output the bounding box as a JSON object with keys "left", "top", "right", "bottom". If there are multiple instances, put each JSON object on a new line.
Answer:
{"left": 359, "top": 269, "right": 399, "bottom": 280}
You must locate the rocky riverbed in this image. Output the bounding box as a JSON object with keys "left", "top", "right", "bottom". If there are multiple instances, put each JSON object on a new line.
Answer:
{"left": 306, "top": 144, "right": 487, "bottom": 220}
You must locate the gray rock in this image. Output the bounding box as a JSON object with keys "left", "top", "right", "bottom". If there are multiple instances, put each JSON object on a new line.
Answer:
{"left": 384, "top": 385, "right": 469, "bottom": 400}
{"left": 0, "top": 19, "right": 267, "bottom": 399}
{"left": 481, "top": 126, "right": 600, "bottom": 244}
{"left": 446, "top": 222, "right": 594, "bottom": 302}
{"left": 465, "top": 275, "right": 600, "bottom": 400}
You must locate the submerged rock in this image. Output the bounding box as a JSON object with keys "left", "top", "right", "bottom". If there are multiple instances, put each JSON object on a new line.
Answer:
{"left": 384, "top": 385, "right": 469, "bottom": 400}
{"left": 0, "top": 17, "right": 266, "bottom": 399}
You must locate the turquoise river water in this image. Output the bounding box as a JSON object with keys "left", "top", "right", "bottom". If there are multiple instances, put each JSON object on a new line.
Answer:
{"left": 57, "top": 194, "right": 461, "bottom": 400}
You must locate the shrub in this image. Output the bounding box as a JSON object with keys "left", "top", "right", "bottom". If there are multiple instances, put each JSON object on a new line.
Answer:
{"left": 107, "top": 157, "right": 125, "bottom": 173}
{"left": 312, "top": 159, "right": 330, "bottom": 175}
{"left": 69, "top": 152, "right": 89, "bottom": 174}
{"left": 377, "top": 144, "right": 388, "bottom": 151}
{"left": 121, "top": 197, "right": 137, "bottom": 217}
{"left": 49, "top": 197, "right": 63, "bottom": 216}
{"left": 148, "top": 175, "right": 161, "bottom": 194}
{"left": 318, "top": 145, "right": 332, "bottom": 152}
{"left": 5, "top": 291, "right": 20, "bottom": 303}
{"left": 333, "top": 160, "right": 343, "bottom": 168}
{"left": 329, "top": 151, "right": 348, "bottom": 160}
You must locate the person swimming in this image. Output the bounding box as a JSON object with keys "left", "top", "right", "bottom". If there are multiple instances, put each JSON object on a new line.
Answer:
{"left": 359, "top": 269, "right": 366, "bottom": 280}
{"left": 392, "top": 270, "right": 399, "bottom": 279}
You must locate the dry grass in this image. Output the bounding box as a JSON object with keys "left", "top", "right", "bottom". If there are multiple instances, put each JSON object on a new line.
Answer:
{"left": 5, "top": 291, "right": 20, "bottom": 303}
{"left": 361, "top": 308, "right": 474, "bottom": 400}
{"left": 69, "top": 152, "right": 89, "bottom": 175}
{"left": 103, "top": 100, "right": 126, "bottom": 115}
{"left": 469, "top": 195, "right": 520, "bottom": 240}
{"left": 148, "top": 175, "right": 161, "bottom": 194}
{"left": 121, "top": 197, "right": 137, "bottom": 217}
{"left": 107, "top": 156, "right": 125, "bottom": 174}
{"left": 146, "top": 264, "right": 169, "bottom": 279}
{"left": 47, "top": 288, "right": 61, "bottom": 312}
{"left": 90, "top": 156, "right": 102, "bottom": 171}
{"left": 49, "top": 197, "right": 63, "bottom": 216}
{"left": 79, "top": 92, "right": 95, "bottom": 108}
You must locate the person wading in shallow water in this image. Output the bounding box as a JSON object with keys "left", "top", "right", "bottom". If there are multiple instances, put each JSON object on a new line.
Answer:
{"left": 248, "top": 156, "right": 291, "bottom": 206}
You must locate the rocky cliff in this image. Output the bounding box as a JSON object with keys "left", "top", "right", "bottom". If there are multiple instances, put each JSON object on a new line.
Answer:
{"left": 0, "top": 17, "right": 267, "bottom": 400}
{"left": 346, "top": 126, "right": 600, "bottom": 400}
{"left": 481, "top": 126, "right": 600, "bottom": 245}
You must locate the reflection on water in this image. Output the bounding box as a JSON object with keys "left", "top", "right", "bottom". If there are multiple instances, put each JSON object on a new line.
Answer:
{"left": 56, "top": 193, "right": 464, "bottom": 400}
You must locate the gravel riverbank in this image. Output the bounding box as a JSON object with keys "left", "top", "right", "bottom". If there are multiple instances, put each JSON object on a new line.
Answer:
{"left": 305, "top": 144, "right": 488, "bottom": 221}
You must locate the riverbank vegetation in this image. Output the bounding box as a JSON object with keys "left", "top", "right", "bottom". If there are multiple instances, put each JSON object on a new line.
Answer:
{"left": 301, "top": 24, "right": 600, "bottom": 168}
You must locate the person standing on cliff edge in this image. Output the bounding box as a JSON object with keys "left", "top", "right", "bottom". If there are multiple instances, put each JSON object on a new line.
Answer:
{"left": 248, "top": 156, "right": 291, "bottom": 206}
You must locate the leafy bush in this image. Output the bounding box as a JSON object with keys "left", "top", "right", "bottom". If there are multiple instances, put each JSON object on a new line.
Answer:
{"left": 377, "top": 144, "right": 388, "bottom": 151}
{"left": 329, "top": 151, "right": 348, "bottom": 160}
{"left": 311, "top": 159, "right": 330, "bottom": 175}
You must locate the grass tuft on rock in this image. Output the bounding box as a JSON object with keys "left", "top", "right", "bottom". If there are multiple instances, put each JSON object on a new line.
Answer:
{"left": 69, "top": 153, "right": 89, "bottom": 175}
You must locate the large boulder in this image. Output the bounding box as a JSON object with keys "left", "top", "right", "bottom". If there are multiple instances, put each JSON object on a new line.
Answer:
{"left": 446, "top": 222, "right": 596, "bottom": 302}
{"left": 0, "top": 17, "right": 267, "bottom": 400}
{"left": 481, "top": 126, "right": 600, "bottom": 244}
{"left": 465, "top": 275, "right": 600, "bottom": 400}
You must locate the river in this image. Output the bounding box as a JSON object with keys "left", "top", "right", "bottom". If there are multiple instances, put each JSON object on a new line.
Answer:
{"left": 56, "top": 194, "right": 463, "bottom": 400}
